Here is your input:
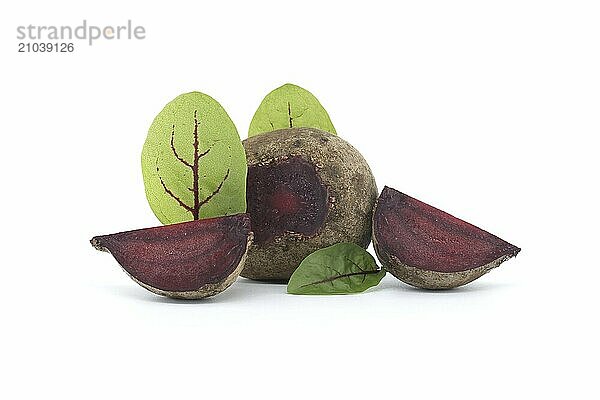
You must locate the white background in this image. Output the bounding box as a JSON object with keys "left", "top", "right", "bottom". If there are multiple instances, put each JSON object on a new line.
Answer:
{"left": 2, "top": 1, "right": 599, "bottom": 399}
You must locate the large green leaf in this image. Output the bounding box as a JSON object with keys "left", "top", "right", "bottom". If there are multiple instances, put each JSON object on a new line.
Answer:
{"left": 248, "top": 83, "right": 336, "bottom": 137}
{"left": 142, "top": 92, "right": 247, "bottom": 225}
{"left": 287, "top": 243, "right": 385, "bottom": 295}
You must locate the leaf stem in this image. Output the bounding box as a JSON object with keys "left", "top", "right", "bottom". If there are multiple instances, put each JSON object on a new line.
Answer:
{"left": 192, "top": 110, "right": 200, "bottom": 219}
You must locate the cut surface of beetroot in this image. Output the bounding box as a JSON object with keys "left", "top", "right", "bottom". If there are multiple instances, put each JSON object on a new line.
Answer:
{"left": 373, "top": 187, "right": 520, "bottom": 274}
{"left": 91, "top": 214, "right": 252, "bottom": 296}
{"left": 247, "top": 156, "right": 328, "bottom": 244}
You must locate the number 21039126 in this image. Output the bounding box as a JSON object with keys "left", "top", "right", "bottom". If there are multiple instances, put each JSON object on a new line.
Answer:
{"left": 18, "top": 42, "right": 74, "bottom": 53}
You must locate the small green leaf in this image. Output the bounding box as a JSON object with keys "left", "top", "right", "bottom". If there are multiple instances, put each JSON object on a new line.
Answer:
{"left": 142, "top": 92, "right": 247, "bottom": 225}
{"left": 287, "top": 243, "right": 385, "bottom": 295}
{"left": 248, "top": 83, "right": 336, "bottom": 137}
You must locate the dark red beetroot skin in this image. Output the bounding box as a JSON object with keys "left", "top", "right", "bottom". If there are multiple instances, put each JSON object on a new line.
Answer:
{"left": 373, "top": 187, "right": 520, "bottom": 289}
{"left": 91, "top": 214, "right": 252, "bottom": 299}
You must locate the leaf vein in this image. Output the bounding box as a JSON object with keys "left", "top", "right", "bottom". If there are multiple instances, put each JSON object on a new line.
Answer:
{"left": 298, "top": 269, "right": 382, "bottom": 289}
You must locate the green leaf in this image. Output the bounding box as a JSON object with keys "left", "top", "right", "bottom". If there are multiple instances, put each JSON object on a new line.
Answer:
{"left": 141, "top": 92, "right": 247, "bottom": 225}
{"left": 287, "top": 243, "right": 385, "bottom": 295}
{"left": 248, "top": 83, "right": 336, "bottom": 137}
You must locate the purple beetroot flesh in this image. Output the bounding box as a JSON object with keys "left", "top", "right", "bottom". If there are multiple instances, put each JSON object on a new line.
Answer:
{"left": 91, "top": 213, "right": 252, "bottom": 299}
{"left": 247, "top": 156, "right": 328, "bottom": 245}
{"left": 373, "top": 187, "right": 520, "bottom": 289}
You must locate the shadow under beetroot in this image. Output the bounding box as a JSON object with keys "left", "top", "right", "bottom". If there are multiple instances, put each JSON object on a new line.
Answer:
{"left": 378, "top": 277, "right": 513, "bottom": 294}
{"left": 102, "top": 274, "right": 510, "bottom": 303}
{"left": 102, "top": 277, "right": 287, "bottom": 304}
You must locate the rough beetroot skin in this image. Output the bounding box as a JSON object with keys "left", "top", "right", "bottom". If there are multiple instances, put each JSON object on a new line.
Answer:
{"left": 91, "top": 214, "right": 253, "bottom": 299}
{"left": 373, "top": 187, "right": 520, "bottom": 289}
{"left": 242, "top": 127, "right": 378, "bottom": 281}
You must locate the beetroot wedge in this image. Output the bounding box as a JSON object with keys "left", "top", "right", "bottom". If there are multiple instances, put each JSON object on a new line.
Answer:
{"left": 373, "top": 187, "right": 520, "bottom": 289}
{"left": 91, "top": 214, "right": 253, "bottom": 299}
